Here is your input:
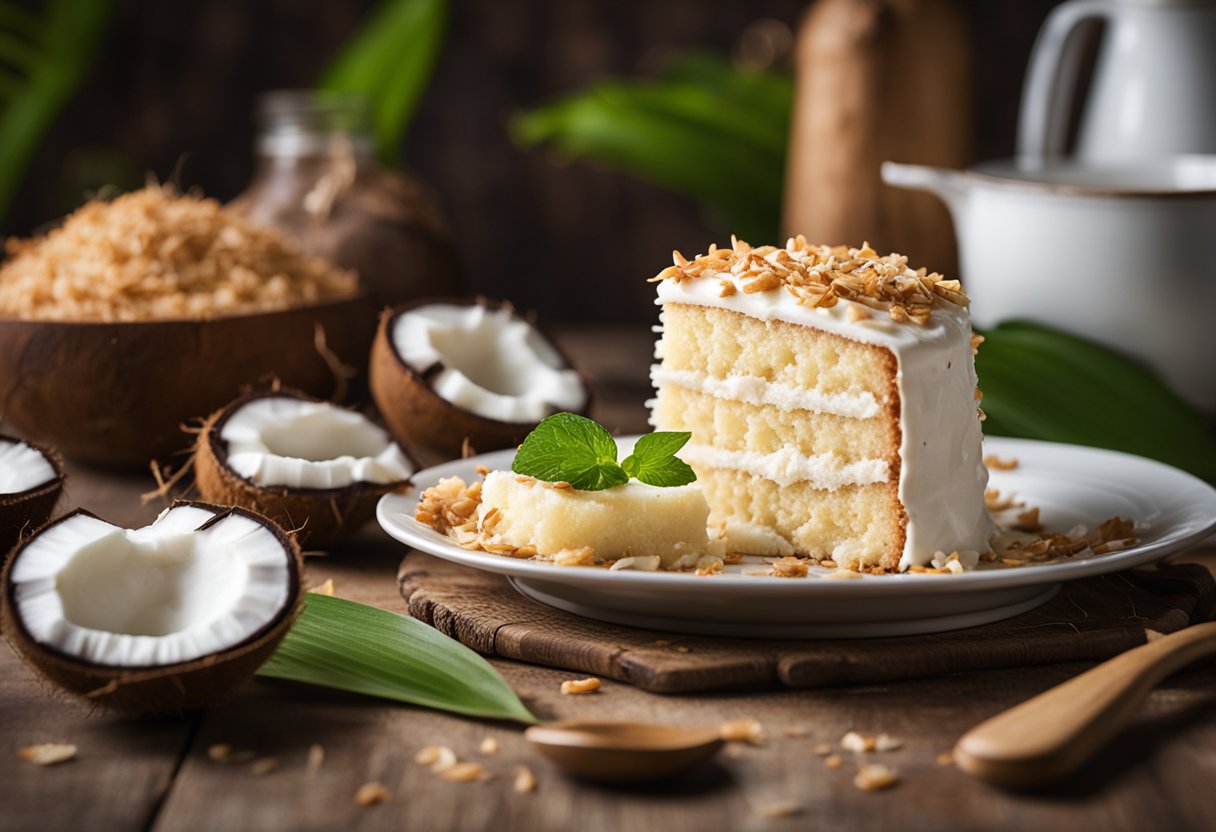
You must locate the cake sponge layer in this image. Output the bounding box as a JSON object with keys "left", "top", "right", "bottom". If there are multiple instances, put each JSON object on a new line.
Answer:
{"left": 477, "top": 471, "right": 717, "bottom": 565}
{"left": 653, "top": 384, "right": 897, "bottom": 465}
{"left": 658, "top": 304, "right": 896, "bottom": 403}
{"left": 696, "top": 467, "right": 906, "bottom": 571}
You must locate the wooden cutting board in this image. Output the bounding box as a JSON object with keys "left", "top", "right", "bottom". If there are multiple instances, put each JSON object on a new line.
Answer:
{"left": 397, "top": 551, "right": 1216, "bottom": 694}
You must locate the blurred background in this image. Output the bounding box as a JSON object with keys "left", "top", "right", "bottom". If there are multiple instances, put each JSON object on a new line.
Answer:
{"left": 5, "top": 0, "right": 1063, "bottom": 324}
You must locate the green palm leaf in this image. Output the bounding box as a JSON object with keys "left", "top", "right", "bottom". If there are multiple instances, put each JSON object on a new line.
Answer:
{"left": 258, "top": 593, "right": 537, "bottom": 724}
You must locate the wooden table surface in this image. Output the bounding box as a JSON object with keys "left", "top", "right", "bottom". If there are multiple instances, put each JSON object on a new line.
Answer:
{"left": 4, "top": 328, "right": 1216, "bottom": 832}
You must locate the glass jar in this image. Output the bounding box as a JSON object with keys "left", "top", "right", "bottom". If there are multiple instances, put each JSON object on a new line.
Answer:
{"left": 231, "top": 90, "right": 461, "bottom": 310}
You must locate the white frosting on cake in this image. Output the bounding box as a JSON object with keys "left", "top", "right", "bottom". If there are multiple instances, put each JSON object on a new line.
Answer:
{"left": 654, "top": 277, "right": 996, "bottom": 570}
{"left": 650, "top": 366, "right": 880, "bottom": 419}
{"left": 677, "top": 444, "right": 888, "bottom": 490}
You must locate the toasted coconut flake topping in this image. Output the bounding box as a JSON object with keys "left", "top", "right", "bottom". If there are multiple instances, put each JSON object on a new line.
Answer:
{"left": 650, "top": 236, "right": 968, "bottom": 326}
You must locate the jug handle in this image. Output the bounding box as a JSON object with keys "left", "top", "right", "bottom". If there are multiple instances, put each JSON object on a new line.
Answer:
{"left": 1017, "top": 0, "right": 1111, "bottom": 161}
{"left": 881, "top": 162, "right": 970, "bottom": 214}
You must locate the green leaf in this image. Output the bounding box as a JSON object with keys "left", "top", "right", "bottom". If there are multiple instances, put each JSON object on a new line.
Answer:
{"left": 258, "top": 594, "right": 537, "bottom": 724}
{"left": 509, "top": 52, "right": 791, "bottom": 242}
{"left": 320, "top": 0, "right": 447, "bottom": 165}
{"left": 511, "top": 411, "right": 628, "bottom": 490}
{"left": 0, "top": 0, "right": 113, "bottom": 222}
{"left": 976, "top": 321, "right": 1216, "bottom": 482}
{"left": 621, "top": 431, "right": 697, "bottom": 486}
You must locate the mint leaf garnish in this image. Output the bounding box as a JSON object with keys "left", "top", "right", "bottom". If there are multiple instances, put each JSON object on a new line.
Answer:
{"left": 511, "top": 412, "right": 628, "bottom": 490}
{"left": 621, "top": 431, "right": 697, "bottom": 487}
{"left": 511, "top": 414, "right": 696, "bottom": 490}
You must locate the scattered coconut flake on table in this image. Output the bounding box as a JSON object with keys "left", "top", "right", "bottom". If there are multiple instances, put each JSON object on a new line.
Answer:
{"left": 751, "top": 799, "right": 805, "bottom": 819}
{"left": 842, "top": 731, "right": 877, "bottom": 753}
{"left": 875, "top": 733, "right": 903, "bottom": 752}
{"left": 560, "top": 677, "right": 601, "bottom": 696}
{"left": 250, "top": 758, "right": 279, "bottom": 776}
{"left": 309, "top": 579, "right": 336, "bottom": 596}
{"left": 854, "top": 763, "right": 900, "bottom": 791}
{"left": 355, "top": 782, "right": 392, "bottom": 807}
{"left": 18, "top": 743, "right": 77, "bottom": 766}
{"left": 415, "top": 745, "right": 458, "bottom": 772}
{"left": 513, "top": 766, "right": 537, "bottom": 794}
{"left": 479, "top": 737, "right": 499, "bottom": 756}
{"left": 719, "top": 719, "right": 766, "bottom": 745}
{"left": 438, "top": 762, "right": 488, "bottom": 783}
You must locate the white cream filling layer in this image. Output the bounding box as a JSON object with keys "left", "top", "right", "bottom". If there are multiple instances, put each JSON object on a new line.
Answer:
{"left": 655, "top": 276, "right": 996, "bottom": 569}
{"left": 392, "top": 303, "right": 585, "bottom": 423}
{"left": 9, "top": 505, "right": 292, "bottom": 667}
{"left": 649, "top": 366, "right": 880, "bottom": 419}
{"left": 221, "top": 398, "right": 412, "bottom": 489}
{"left": 0, "top": 439, "right": 56, "bottom": 494}
{"left": 679, "top": 444, "right": 888, "bottom": 489}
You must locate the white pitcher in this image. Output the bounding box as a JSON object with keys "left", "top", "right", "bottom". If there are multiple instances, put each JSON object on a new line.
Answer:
{"left": 1018, "top": 0, "right": 1216, "bottom": 162}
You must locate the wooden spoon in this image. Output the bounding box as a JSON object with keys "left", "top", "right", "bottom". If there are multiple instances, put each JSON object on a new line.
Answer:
{"left": 955, "top": 620, "right": 1216, "bottom": 788}
{"left": 524, "top": 720, "right": 724, "bottom": 783}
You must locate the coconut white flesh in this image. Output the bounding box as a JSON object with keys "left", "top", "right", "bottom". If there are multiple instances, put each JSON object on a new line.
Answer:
{"left": 220, "top": 398, "right": 413, "bottom": 489}
{"left": 392, "top": 303, "right": 586, "bottom": 423}
{"left": 0, "top": 439, "right": 56, "bottom": 494}
{"left": 8, "top": 505, "right": 292, "bottom": 668}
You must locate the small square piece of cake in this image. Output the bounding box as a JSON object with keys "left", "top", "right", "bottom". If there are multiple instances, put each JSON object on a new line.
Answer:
{"left": 477, "top": 471, "right": 723, "bottom": 568}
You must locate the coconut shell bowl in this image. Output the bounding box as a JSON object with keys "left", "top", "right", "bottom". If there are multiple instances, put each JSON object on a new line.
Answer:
{"left": 0, "top": 295, "right": 375, "bottom": 469}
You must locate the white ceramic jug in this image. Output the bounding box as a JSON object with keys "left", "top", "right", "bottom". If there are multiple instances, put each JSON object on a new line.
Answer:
{"left": 1018, "top": 0, "right": 1216, "bottom": 162}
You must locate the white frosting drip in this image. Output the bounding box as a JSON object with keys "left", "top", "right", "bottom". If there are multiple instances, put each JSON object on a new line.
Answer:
{"left": 655, "top": 278, "right": 996, "bottom": 569}
{"left": 0, "top": 439, "right": 56, "bottom": 494}
{"left": 680, "top": 443, "right": 889, "bottom": 489}
{"left": 221, "top": 398, "right": 413, "bottom": 489}
{"left": 393, "top": 303, "right": 586, "bottom": 423}
{"left": 650, "top": 365, "right": 880, "bottom": 419}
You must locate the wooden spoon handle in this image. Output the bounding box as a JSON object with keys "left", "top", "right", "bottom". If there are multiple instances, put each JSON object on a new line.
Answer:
{"left": 954, "top": 620, "right": 1216, "bottom": 788}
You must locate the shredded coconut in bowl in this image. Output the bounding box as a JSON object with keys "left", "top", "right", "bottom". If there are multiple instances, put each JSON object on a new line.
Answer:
{"left": 0, "top": 185, "right": 358, "bottom": 321}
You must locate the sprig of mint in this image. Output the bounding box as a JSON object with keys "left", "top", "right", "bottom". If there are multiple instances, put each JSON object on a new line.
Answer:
{"left": 511, "top": 412, "right": 696, "bottom": 491}
{"left": 621, "top": 431, "right": 697, "bottom": 487}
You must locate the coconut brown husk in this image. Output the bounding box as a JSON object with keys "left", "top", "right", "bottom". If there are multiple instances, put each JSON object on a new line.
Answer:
{"left": 369, "top": 300, "right": 592, "bottom": 458}
{"left": 0, "top": 502, "right": 303, "bottom": 715}
{"left": 0, "top": 434, "right": 64, "bottom": 561}
{"left": 193, "top": 389, "right": 413, "bottom": 548}
{"left": 0, "top": 295, "right": 376, "bottom": 469}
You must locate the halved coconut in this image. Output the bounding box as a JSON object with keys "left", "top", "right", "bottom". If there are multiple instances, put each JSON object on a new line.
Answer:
{"left": 1, "top": 501, "right": 302, "bottom": 714}
{"left": 195, "top": 389, "right": 414, "bottom": 547}
{"left": 370, "top": 299, "right": 590, "bottom": 456}
{"left": 0, "top": 434, "right": 64, "bottom": 559}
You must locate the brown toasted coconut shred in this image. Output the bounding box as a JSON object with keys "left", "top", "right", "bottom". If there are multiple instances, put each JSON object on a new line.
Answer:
{"left": 0, "top": 184, "right": 356, "bottom": 321}
{"left": 650, "top": 235, "right": 969, "bottom": 326}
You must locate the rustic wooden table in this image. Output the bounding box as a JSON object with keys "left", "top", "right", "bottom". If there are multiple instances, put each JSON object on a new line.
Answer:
{"left": 3, "top": 328, "right": 1216, "bottom": 832}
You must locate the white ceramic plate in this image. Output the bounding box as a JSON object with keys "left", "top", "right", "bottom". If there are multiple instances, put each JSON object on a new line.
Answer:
{"left": 377, "top": 437, "right": 1216, "bottom": 638}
